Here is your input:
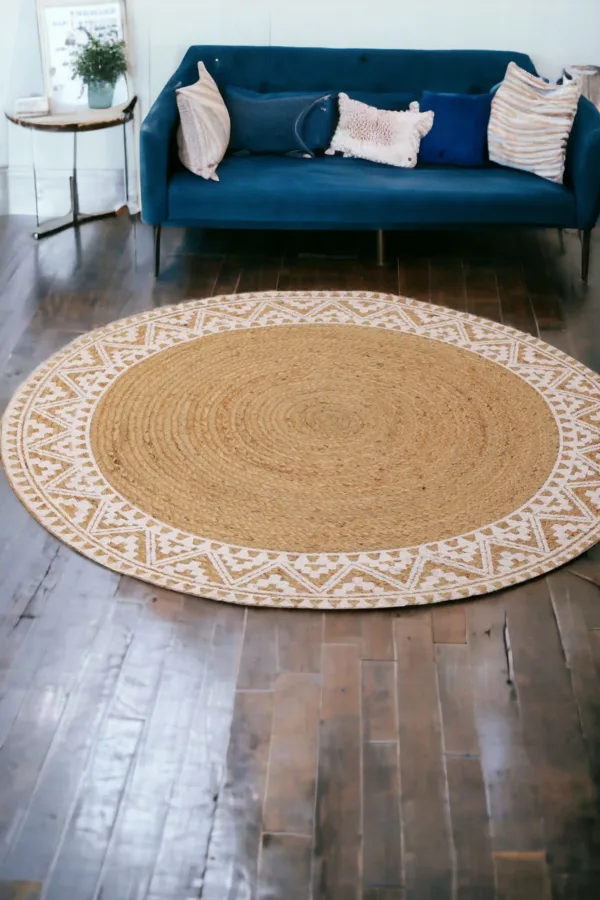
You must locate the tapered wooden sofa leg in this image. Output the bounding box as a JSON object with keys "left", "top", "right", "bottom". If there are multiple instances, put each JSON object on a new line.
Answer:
{"left": 376, "top": 230, "right": 385, "bottom": 267}
{"left": 582, "top": 229, "right": 591, "bottom": 284}
{"left": 153, "top": 225, "right": 162, "bottom": 279}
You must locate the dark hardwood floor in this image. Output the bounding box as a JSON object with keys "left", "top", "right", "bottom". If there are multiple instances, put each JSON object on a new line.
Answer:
{"left": 1, "top": 216, "right": 600, "bottom": 900}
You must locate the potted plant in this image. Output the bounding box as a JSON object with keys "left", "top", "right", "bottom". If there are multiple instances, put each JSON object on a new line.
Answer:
{"left": 71, "top": 30, "right": 128, "bottom": 110}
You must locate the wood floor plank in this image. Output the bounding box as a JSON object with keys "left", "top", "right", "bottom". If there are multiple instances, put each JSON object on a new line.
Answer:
{"left": 106, "top": 589, "right": 180, "bottom": 721}
{"left": 494, "top": 853, "right": 551, "bottom": 900}
{"left": 362, "top": 890, "right": 405, "bottom": 900}
{"left": 429, "top": 255, "right": 466, "bottom": 311}
{"left": 0, "top": 687, "right": 68, "bottom": 851}
{"left": 362, "top": 661, "right": 397, "bottom": 743}
{"left": 0, "top": 520, "right": 60, "bottom": 635}
{"left": 0, "top": 601, "right": 141, "bottom": 883}
{"left": 163, "top": 249, "right": 224, "bottom": 305}
{"left": 94, "top": 599, "right": 217, "bottom": 900}
{"left": 200, "top": 690, "right": 274, "bottom": 900}
{"left": 257, "top": 834, "right": 312, "bottom": 900}
{"left": 558, "top": 567, "right": 600, "bottom": 629}
{"left": 355, "top": 260, "right": 400, "bottom": 294}
{"left": 0, "top": 689, "right": 27, "bottom": 750}
{"left": 361, "top": 613, "right": 396, "bottom": 660}
{"left": 236, "top": 256, "right": 282, "bottom": 294}
{"left": 1, "top": 549, "right": 119, "bottom": 692}
{"left": 504, "top": 583, "right": 600, "bottom": 874}
{"left": 313, "top": 643, "right": 361, "bottom": 900}
{"left": 263, "top": 672, "right": 320, "bottom": 835}
{"left": 0, "top": 229, "right": 83, "bottom": 375}
{"left": 590, "top": 629, "right": 600, "bottom": 681}
{"left": 42, "top": 715, "right": 143, "bottom": 900}
{"left": 0, "top": 883, "right": 41, "bottom": 900}
{"left": 552, "top": 871, "right": 600, "bottom": 899}
{"left": 496, "top": 261, "right": 538, "bottom": 336}
{"left": 276, "top": 610, "right": 322, "bottom": 674}
{"left": 435, "top": 644, "right": 479, "bottom": 756}
{"left": 464, "top": 262, "right": 501, "bottom": 322}
{"left": 237, "top": 609, "right": 279, "bottom": 691}
{"left": 399, "top": 256, "right": 430, "bottom": 301}
{"left": 525, "top": 233, "right": 564, "bottom": 331}
{"left": 467, "top": 598, "right": 545, "bottom": 854}
{"left": 549, "top": 573, "right": 600, "bottom": 778}
{"left": 362, "top": 741, "right": 403, "bottom": 889}
{"left": 324, "top": 612, "right": 362, "bottom": 645}
{"left": 446, "top": 756, "right": 495, "bottom": 900}
{"left": 145, "top": 604, "right": 246, "bottom": 900}
{"left": 432, "top": 606, "right": 467, "bottom": 644}
{"left": 277, "top": 258, "right": 378, "bottom": 293}
{"left": 212, "top": 255, "right": 243, "bottom": 295}
{"left": 395, "top": 610, "right": 453, "bottom": 899}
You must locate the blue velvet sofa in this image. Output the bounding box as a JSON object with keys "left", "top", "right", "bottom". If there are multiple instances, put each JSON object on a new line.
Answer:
{"left": 141, "top": 46, "right": 600, "bottom": 281}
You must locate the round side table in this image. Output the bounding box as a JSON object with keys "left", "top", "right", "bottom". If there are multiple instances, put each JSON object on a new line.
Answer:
{"left": 5, "top": 97, "right": 137, "bottom": 240}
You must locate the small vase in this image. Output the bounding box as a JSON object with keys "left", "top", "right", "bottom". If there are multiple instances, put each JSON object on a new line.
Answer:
{"left": 87, "top": 81, "right": 115, "bottom": 110}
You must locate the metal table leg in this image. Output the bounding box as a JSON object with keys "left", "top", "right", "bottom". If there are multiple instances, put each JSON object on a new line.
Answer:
{"left": 33, "top": 121, "right": 130, "bottom": 241}
{"left": 123, "top": 120, "right": 130, "bottom": 209}
{"left": 30, "top": 129, "right": 40, "bottom": 229}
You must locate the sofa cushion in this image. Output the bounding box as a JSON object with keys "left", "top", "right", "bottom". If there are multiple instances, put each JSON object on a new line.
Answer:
{"left": 224, "top": 87, "right": 336, "bottom": 154}
{"left": 419, "top": 91, "right": 492, "bottom": 166}
{"left": 167, "top": 155, "right": 576, "bottom": 228}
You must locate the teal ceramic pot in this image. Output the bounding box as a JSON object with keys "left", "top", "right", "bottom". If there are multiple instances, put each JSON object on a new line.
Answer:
{"left": 87, "top": 81, "right": 115, "bottom": 109}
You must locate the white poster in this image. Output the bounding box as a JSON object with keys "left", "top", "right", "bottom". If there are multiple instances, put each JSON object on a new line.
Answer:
{"left": 42, "top": 3, "right": 127, "bottom": 110}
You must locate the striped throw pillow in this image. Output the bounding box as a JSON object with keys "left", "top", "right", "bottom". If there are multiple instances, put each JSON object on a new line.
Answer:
{"left": 177, "top": 62, "right": 231, "bottom": 182}
{"left": 488, "top": 62, "right": 580, "bottom": 184}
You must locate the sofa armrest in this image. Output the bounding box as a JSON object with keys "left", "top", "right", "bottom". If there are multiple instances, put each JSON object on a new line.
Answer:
{"left": 566, "top": 97, "right": 600, "bottom": 231}
{"left": 140, "top": 77, "right": 181, "bottom": 225}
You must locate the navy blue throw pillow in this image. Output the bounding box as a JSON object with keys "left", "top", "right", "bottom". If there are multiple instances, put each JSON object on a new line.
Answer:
{"left": 419, "top": 91, "right": 493, "bottom": 167}
{"left": 224, "top": 87, "right": 336, "bottom": 155}
{"left": 346, "top": 92, "right": 414, "bottom": 111}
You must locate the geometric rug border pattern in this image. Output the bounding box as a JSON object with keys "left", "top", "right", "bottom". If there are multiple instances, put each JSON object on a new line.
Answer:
{"left": 3, "top": 290, "right": 600, "bottom": 610}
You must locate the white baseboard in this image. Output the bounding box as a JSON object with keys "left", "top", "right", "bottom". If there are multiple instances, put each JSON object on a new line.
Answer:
{"left": 6, "top": 167, "right": 139, "bottom": 217}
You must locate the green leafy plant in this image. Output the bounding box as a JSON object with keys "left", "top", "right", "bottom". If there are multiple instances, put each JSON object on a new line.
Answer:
{"left": 71, "top": 29, "right": 127, "bottom": 86}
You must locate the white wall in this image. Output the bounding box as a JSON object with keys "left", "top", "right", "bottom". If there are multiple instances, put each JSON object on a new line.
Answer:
{"left": 0, "top": 0, "right": 23, "bottom": 168}
{"left": 275, "top": 0, "right": 599, "bottom": 78}
{"left": 4, "top": 0, "right": 600, "bottom": 212}
{"left": 146, "top": 0, "right": 600, "bottom": 100}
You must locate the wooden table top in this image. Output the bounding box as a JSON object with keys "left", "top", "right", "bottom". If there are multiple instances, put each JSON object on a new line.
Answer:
{"left": 5, "top": 97, "right": 137, "bottom": 133}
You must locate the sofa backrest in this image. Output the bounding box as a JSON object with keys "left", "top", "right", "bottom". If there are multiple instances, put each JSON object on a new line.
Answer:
{"left": 175, "top": 46, "right": 536, "bottom": 96}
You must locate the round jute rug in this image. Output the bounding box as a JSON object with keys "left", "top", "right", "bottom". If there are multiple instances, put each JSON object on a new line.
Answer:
{"left": 2, "top": 290, "right": 600, "bottom": 609}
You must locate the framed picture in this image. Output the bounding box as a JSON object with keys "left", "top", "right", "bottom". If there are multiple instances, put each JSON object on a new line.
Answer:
{"left": 36, "top": 0, "right": 130, "bottom": 111}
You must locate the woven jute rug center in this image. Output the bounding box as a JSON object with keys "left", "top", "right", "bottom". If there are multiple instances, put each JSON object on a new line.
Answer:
{"left": 92, "top": 324, "right": 556, "bottom": 552}
{"left": 3, "top": 290, "right": 600, "bottom": 609}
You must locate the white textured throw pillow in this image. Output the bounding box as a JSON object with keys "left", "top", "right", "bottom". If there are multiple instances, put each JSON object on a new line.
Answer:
{"left": 488, "top": 62, "right": 580, "bottom": 184}
{"left": 327, "top": 94, "right": 434, "bottom": 168}
{"left": 176, "top": 62, "right": 231, "bottom": 182}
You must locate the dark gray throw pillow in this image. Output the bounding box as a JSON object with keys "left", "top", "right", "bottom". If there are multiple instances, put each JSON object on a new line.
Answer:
{"left": 224, "top": 86, "right": 337, "bottom": 155}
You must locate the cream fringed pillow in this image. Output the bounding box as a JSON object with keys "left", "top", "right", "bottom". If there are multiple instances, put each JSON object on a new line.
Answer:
{"left": 326, "top": 94, "right": 434, "bottom": 168}
{"left": 488, "top": 62, "right": 580, "bottom": 184}
{"left": 176, "top": 62, "right": 231, "bottom": 182}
